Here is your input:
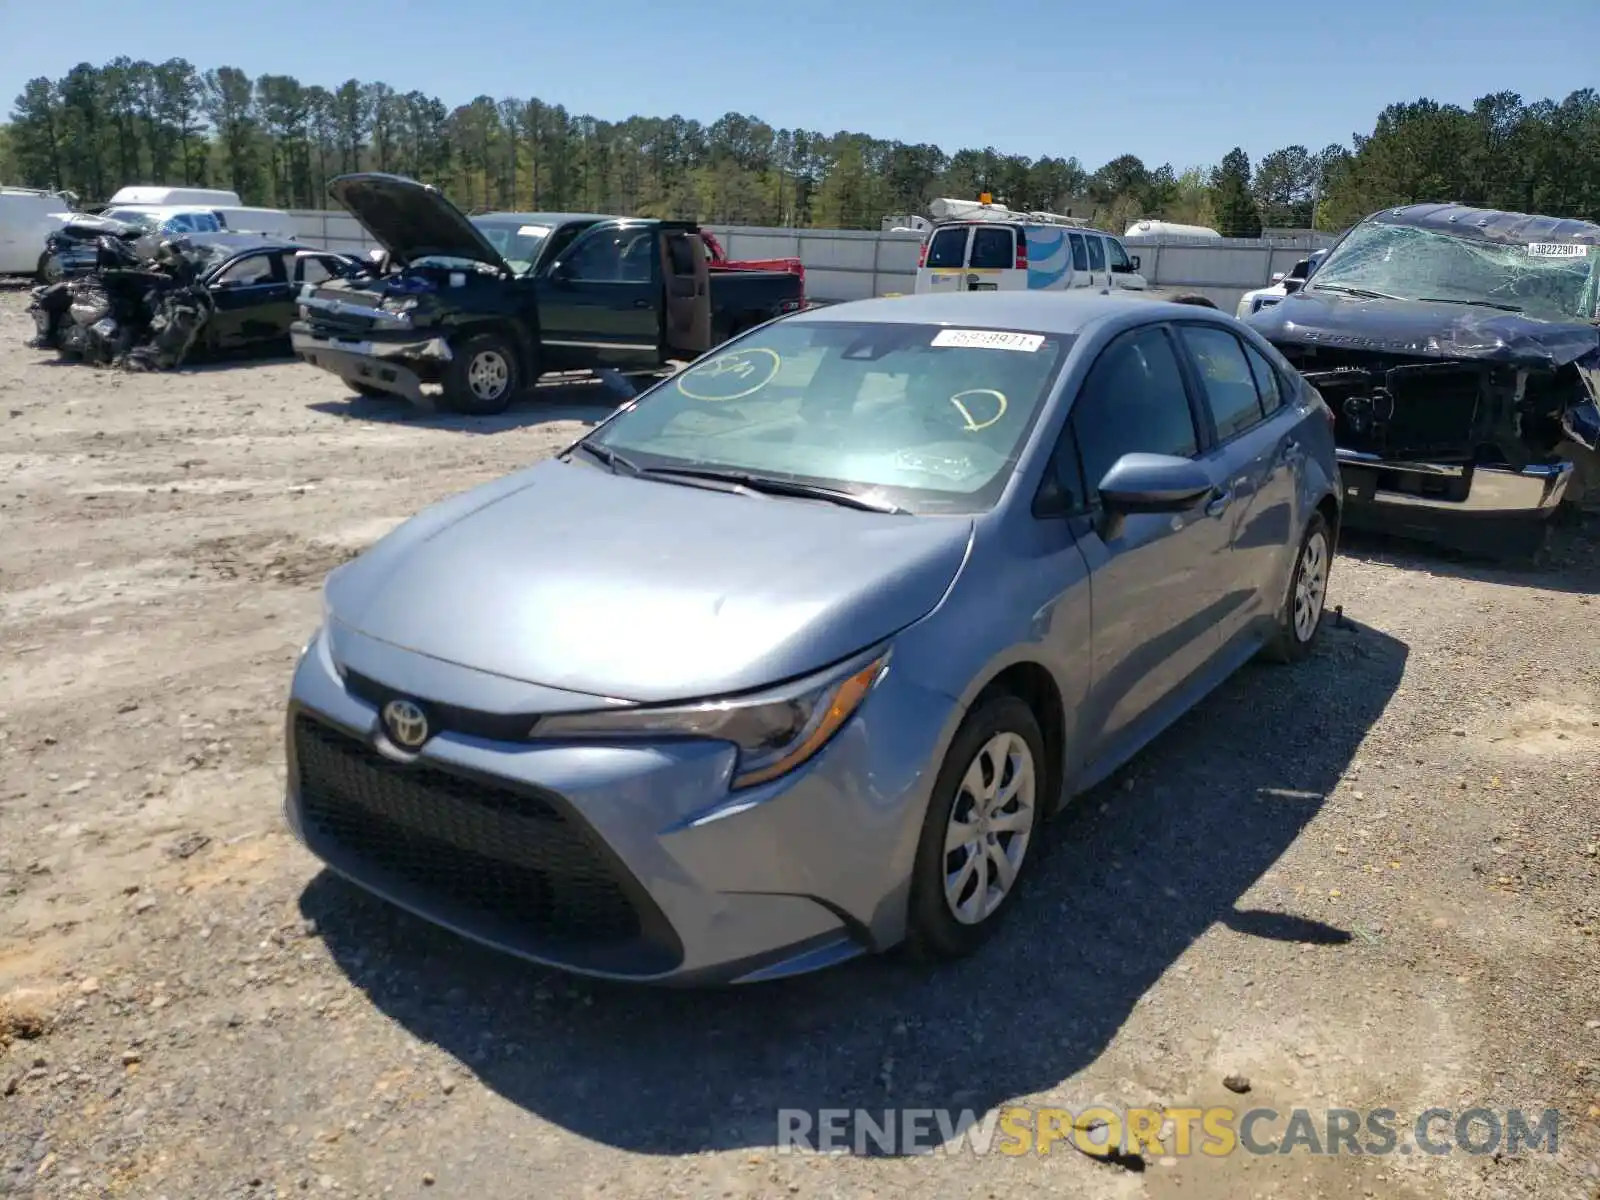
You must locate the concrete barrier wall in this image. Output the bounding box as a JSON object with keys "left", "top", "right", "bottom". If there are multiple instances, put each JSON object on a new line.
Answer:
{"left": 286, "top": 210, "right": 1335, "bottom": 313}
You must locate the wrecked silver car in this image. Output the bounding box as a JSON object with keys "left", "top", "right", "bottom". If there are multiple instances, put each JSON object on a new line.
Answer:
{"left": 28, "top": 234, "right": 363, "bottom": 370}
{"left": 1246, "top": 203, "right": 1599, "bottom": 557}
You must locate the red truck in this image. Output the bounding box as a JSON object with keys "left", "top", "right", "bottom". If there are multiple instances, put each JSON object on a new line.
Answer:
{"left": 702, "top": 231, "right": 806, "bottom": 304}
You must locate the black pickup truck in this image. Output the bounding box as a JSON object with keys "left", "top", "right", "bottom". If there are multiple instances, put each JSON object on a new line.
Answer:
{"left": 290, "top": 173, "right": 805, "bottom": 414}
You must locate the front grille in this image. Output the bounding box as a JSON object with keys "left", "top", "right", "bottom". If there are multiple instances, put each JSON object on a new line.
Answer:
{"left": 294, "top": 714, "right": 643, "bottom": 944}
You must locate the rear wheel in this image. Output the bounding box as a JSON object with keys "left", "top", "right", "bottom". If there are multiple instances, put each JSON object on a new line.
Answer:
{"left": 443, "top": 332, "right": 520, "bottom": 415}
{"left": 1263, "top": 512, "right": 1332, "bottom": 663}
{"left": 905, "top": 694, "right": 1046, "bottom": 962}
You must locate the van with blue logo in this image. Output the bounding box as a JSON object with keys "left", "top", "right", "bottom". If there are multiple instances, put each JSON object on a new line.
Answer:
{"left": 911, "top": 197, "right": 1147, "bottom": 295}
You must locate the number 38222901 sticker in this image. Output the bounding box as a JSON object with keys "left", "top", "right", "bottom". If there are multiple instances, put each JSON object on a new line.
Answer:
{"left": 1526, "top": 243, "right": 1589, "bottom": 258}
{"left": 931, "top": 329, "right": 1045, "bottom": 352}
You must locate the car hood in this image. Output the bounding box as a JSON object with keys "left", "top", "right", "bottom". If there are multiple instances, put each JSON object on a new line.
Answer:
{"left": 326, "top": 172, "right": 510, "bottom": 273}
{"left": 325, "top": 459, "right": 974, "bottom": 704}
{"left": 1248, "top": 289, "right": 1600, "bottom": 371}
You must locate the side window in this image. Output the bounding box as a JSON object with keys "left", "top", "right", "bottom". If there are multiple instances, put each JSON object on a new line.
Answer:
{"left": 1071, "top": 326, "right": 1199, "bottom": 494}
{"left": 1039, "top": 418, "right": 1089, "bottom": 515}
{"left": 296, "top": 255, "right": 337, "bottom": 285}
{"left": 1242, "top": 341, "right": 1286, "bottom": 414}
{"left": 560, "top": 228, "right": 647, "bottom": 282}
{"left": 215, "top": 253, "right": 280, "bottom": 287}
{"left": 164, "top": 214, "right": 193, "bottom": 233}
{"left": 212, "top": 210, "right": 230, "bottom": 229}
{"left": 968, "top": 226, "right": 1013, "bottom": 269}
{"left": 1106, "top": 239, "right": 1132, "bottom": 270}
{"left": 1178, "top": 324, "right": 1265, "bottom": 441}
{"left": 193, "top": 213, "right": 220, "bottom": 232}
{"left": 1068, "top": 232, "right": 1088, "bottom": 272}
{"left": 925, "top": 226, "right": 968, "bottom": 268}
{"left": 1086, "top": 235, "right": 1107, "bottom": 272}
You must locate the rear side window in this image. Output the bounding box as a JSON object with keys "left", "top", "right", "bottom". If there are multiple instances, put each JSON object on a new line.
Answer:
{"left": 1072, "top": 326, "right": 1199, "bottom": 492}
{"left": 1243, "top": 341, "right": 1285, "bottom": 414}
{"left": 1068, "top": 233, "right": 1088, "bottom": 271}
{"left": 1086, "top": 236, "right": 1107, "bottom": 271}
{"left": 1178, "top": 324, "right": 1265, "bottom": 441}
{"left": 925, "top": 226, "right": 968, "bottom": 268}
{"left": 968, "top": 226, "right": 1014, "bottom": 269}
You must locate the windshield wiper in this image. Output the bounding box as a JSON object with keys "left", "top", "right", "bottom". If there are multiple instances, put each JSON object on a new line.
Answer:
{"left": 639, "top": 466, "right": 908, "bottom": 514}
{"left": 568, "top": 441, "right": 641, "bottom": 475}
{"left": 1310, "top": 284, "right": 1404, "bottom": 301}
{"left": 1415, "top": 297, "right": 1523, "bottom": 312}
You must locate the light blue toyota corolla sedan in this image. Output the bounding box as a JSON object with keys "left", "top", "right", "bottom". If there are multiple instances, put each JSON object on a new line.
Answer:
{"left": 285, "top": 291, "right": 1342, "bottom": 986}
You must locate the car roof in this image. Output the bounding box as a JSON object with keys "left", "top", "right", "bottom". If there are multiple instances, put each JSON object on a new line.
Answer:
{"left": 475, "top": 211, "right": 621, "bottom": 227}
{"left": 785, "top": 291, "right": 1227, "bottom": 336}
{"left": 1372, "top": 202, "right": 1600, "bottom": 247}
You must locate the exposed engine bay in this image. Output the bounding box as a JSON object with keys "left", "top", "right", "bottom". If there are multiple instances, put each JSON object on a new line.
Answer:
{"left": 27, "top": 236, "right": 217, "bottom": 371}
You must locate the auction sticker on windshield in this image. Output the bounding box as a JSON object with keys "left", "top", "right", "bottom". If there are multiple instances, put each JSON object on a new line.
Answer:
{"left": 676, "top": 347, "right": 782, "bottom": 401}
{"left": 518, "top": 225, "right": 551, "bottom": 238}
{"left": 931, "top": 329, "right": 1045, "bottom": 352}
{"left": 1525, "top": 243, "right": 1588, "bottom": 258}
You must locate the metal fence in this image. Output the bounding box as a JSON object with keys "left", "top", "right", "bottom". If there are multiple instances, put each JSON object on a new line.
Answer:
{"left": 285, "top": 210, "right": 1337, "bottom": 312}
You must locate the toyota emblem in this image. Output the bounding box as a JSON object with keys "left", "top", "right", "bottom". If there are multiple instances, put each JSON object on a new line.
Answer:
{"left": 382, "top": 698, "right": 430, "bottom": 751}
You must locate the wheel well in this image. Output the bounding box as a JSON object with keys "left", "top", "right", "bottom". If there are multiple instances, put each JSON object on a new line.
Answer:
{"left": 1315, "top": 492, "right": 1340, "bottom": 543}
{"left": 455, "top": 321, "right": 533, "bottom": 371}
{"left": 974, "top": 662, "right": 1066, "bottom": 814}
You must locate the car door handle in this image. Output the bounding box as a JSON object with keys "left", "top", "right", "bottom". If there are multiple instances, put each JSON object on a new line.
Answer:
{"left": 1205, "top": 488, "right": 1233, "bottom": 518}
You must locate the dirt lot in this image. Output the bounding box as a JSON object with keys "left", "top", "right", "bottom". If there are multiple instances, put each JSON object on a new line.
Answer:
{"left": 1, "top": 284, "right": 1598, "bottom": 1200}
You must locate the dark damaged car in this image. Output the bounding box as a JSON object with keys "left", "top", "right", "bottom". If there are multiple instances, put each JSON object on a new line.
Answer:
{"left": 290, "top": 173, "right": 806, "bottom": 415}
{"left": 1246, "top": 203, "right": 1600, "bottom": 556}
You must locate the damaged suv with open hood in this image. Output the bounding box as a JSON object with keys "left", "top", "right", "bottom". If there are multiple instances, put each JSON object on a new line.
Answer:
{"left": 1245, "top": 203, "right": 1599, "bottom": 556}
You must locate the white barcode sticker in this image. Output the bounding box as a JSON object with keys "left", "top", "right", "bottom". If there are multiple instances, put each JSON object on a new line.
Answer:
{"left": 931, "top": 328, "right": 1045, "bottom": 352}
{"left": 1526, "top": 242, "right": 1588, "bottom": 258}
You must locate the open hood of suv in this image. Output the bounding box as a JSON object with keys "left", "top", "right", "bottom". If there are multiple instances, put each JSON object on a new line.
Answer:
{"left": 327, "top": 173, "right": 510, "bottom": 272}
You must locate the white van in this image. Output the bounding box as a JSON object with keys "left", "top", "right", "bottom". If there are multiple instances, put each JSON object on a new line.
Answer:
{"left": 0, "top": 186, "right": 77, "bottom": 276}
{"left": 210, "top": 207, "right": 298, "bottom": 240}
{"left": 913, "top": 218, "right": 1147, "bottom": 294}
{"left": 106, "top": 185, "right": 241, "bottom": 207}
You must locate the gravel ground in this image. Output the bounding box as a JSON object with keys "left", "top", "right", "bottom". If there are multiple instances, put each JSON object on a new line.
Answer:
{"left": 1, "top": 284, "right": 1598, "bottom": 1200}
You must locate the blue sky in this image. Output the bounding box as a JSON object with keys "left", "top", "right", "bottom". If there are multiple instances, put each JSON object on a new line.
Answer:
{"left": 2, "top": 0, "right": 1595, "bottom": 174}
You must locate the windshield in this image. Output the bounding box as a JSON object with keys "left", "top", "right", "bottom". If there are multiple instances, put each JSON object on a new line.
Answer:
{"left": 471, "top": 218, "right": 550, "bottom": 273}
{"left": 586, "top": 320, "right": 1072, "bottom": 514}
{"left": 1308, "top": 220, "right": 1599, "bottom": 322}
{"left": 101, "top": 208, "right": 160, "bottom": 231}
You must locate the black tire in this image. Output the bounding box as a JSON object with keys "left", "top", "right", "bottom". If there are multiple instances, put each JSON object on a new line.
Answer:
{"left": 1263, "top": 511, "right": 1333, "bottom": 663}
{"left": 36, "top": 251, "right": 61, "bottom": 286}
{"left": 442, "top": 332, "right": 520, "bottom": 415}
{"left": 905, "top": 693, "right": 1047, "bottom": 962}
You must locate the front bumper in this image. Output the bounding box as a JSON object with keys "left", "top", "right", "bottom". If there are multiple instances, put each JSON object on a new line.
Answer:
{"left": 1335, "top": 450, "right": 1573, "bottom": 553}
{"left": 284, "top": 624, "right": 955, "bottom": 985}
{"left": 290, "top": 322, "right": 452, "bottom": 410}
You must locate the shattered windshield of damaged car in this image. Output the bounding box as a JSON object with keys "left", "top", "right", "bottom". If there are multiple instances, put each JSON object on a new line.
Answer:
{"left": 1308, "top": 221, "right": 1599, "bottom": 322}
{"left": 99, "top": 209, "right": 161, "bottom": 230}
{"left": 586, "top": 321, "right": 1072, "bottom": 514}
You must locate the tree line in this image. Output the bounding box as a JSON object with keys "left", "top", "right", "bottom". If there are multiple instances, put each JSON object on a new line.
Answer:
{"left": 3, "top": 59, "right": 1599, "bottom": 236}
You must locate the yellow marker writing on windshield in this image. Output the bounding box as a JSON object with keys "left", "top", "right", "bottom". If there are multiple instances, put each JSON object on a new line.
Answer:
{"left": 676, "top": 347, "right": 782, "bottom": 401}
{"left": 949, "top": 388, "right": 1007, "bottom": 432}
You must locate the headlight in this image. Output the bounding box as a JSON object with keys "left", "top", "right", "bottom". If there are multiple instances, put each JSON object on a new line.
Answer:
{"left": 533, "top": 648, "right": 891, "bottom": 789}
{"left": 380, "top": 295, "right": 418, "bottom": 315}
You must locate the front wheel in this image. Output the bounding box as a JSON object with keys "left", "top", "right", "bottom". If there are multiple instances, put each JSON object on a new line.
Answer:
{"left": 1263, "top": 511, "right": 1332, "bottom": 663}
{"left": 443, "top": 332, "right": 520, "bottom": 415}
{"left": 905, "top": 694, "right": 1046, "bottom": 962}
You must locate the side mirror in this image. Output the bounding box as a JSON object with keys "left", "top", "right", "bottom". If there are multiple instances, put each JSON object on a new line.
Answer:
{"left": 1283, "top": 278, "right": 1305, "bottom": 295}
{"left": 1098, "top": 453, "right": 1213, "bottom": 515}
{"left": 1129, "top": 255, "right": 1142, "bottom": 272}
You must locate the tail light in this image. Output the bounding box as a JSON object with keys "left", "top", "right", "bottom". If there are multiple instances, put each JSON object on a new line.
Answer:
{"left": 1015, "top": 235, "right": 1028, "bottom": 270}
{"left": 917, "top": 240, "right": 929, "bottom": 268}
